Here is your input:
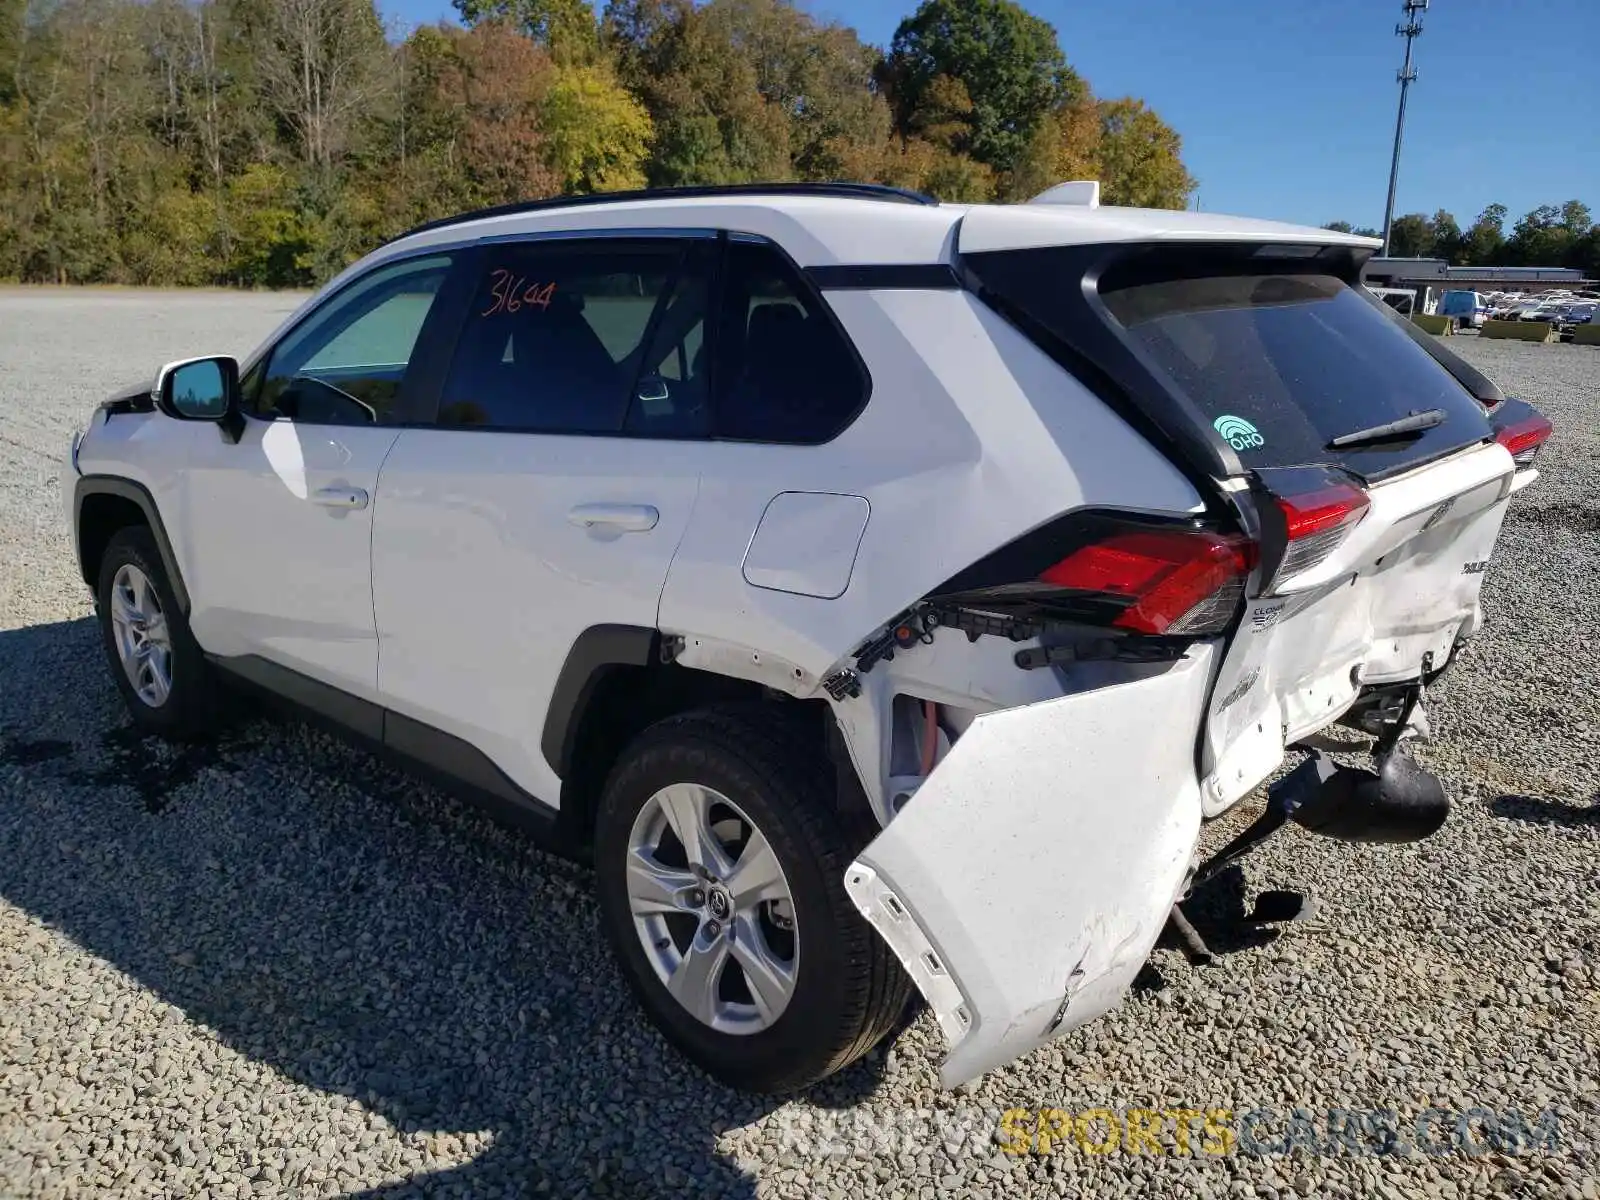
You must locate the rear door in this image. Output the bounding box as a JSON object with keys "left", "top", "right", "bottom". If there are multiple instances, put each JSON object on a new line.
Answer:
{"left": 371, "top": 235, "right": 713, "bottom": 807}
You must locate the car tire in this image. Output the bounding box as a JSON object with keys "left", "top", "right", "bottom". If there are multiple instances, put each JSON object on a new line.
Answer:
{"left": 96, "top": 526, "right": 220, "bottom": 739}
{"left": 594, "top": 706, "right": 912, "bottom": 1093}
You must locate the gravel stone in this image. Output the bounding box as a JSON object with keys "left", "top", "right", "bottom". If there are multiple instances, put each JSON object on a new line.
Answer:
{"left": 2, "top": 293, "right": 1597, "bottom": 1197}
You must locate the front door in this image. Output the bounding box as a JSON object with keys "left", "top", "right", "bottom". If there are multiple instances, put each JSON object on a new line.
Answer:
{"left": 180, "top": 252, "right": 464, "bottom": 704}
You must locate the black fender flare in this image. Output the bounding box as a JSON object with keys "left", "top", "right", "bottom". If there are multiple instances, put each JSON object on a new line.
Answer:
{"left": 541, "top": 624, "right": 660, "bottom": 780}
{"left": 74, "top": 475, "right": 191, "bottom": 613}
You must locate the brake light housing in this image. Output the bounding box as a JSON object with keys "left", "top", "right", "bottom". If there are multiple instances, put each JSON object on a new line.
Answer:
{"left": 1272, "top": 481, "right": 1370, "bottom": 584}
{"left": 1039, "top": 529, "right": 1255, "bottom": 635}
{"left": 1493, "top": 411, "right": 1553, "bottom": 467}
{"left": 1244, "top": 466, "right": 1372, "bottom": 594}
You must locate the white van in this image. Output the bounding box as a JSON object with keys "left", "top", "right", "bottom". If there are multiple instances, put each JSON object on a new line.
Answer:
{"left": 1439, "top": 290, "right": 1490, "bottom": 329}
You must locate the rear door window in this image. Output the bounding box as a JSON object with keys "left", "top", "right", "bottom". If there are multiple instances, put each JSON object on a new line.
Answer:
{"left": 436, "top": 240, "right": 691, "bottom": 434}
{"left": 1099, "top": 271, "right": 1492, "bottom": 475}
{"left": 428, "top": 236, "right": 866, "bottom": 442}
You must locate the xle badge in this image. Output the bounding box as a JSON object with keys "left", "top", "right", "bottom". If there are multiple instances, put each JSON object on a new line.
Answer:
{"left": 1215, "top": 414, "right": 1265, "bottom": 451}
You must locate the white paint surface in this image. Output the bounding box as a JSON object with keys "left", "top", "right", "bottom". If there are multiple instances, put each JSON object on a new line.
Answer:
{"left": 742, "top": 492, "right": 870, "bottom": 599}
{"left": 848, "top": 644, "right": 1217, "bottom": 1089}
{"left": 1200, "top": 443, "right": 1516, "bottom": 814}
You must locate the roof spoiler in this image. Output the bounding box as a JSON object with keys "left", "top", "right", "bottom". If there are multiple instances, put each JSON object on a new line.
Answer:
{"left": 1028, "top": 181, "right": 1101, "bottom": 209}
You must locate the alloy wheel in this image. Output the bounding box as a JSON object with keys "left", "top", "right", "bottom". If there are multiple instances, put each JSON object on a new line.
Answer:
{"left": 109, "top": 563, "right": 173, "bottom": 708}
{"left": 625, "top": 782, "right": 800, "bottom": 1034}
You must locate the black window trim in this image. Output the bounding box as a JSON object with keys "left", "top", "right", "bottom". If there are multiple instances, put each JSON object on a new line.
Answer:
{"left": 805, "top": 263, "right": 962, "bottom": 291}
{"left": 407, "top": 228, "right": 875, "bottom": 447}
{"left": 470, "top": 226, "right": 720, "bottom": 249}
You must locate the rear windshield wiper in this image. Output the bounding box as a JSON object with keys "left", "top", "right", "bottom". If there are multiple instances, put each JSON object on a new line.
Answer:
{"left": 1327, "top": 407, "right": 1446, "bottom": 450}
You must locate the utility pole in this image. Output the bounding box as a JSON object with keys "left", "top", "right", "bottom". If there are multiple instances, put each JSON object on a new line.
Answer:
{"left": 1381, "top": 0, "right": 1428, "bottom": 256}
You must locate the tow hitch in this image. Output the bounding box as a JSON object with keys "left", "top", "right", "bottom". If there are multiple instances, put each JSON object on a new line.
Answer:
{"left": 1170, "top": 686, "right": 1448, "bottom": 964}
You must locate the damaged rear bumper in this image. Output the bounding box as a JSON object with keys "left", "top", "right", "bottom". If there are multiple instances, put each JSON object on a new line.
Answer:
{"left": 844, "top": 644, "right": 1217, "bottom": 1089}
{"left": 844, "top": 638, "right": 1454, "bottom": 1087}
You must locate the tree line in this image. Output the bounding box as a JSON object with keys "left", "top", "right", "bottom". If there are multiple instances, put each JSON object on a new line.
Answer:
{"left": 1325, "top": 201, "right": 1600, "bottom": 276}
{"left": 0, "top": 0, "right": 1198, "bottom": 288}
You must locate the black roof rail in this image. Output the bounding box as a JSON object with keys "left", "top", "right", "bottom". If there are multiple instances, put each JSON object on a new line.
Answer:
{"left": 389, "top": 182, "right": 939, "bottom": 245}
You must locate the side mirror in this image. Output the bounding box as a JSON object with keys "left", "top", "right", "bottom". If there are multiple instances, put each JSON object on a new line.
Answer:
{"left": 154, "top": 356, "right": 244, "bottom": 443}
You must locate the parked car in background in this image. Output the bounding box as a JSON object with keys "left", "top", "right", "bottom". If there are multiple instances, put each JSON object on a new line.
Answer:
{"left": 1488, "top": 294, "right": 1526, "bottom": 320}
{"left": 1514, "top": 300, "right": 1560, "bottom": 322}
{"left": 1549, "top": 303, "right": 1597, "bottom": 339}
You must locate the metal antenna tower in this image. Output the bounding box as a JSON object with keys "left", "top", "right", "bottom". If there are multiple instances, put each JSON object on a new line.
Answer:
{"left": 1380, "top": 0, "right": 1428, "bottom": 255}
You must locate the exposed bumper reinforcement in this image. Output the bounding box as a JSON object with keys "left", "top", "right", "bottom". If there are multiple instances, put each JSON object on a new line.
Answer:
{"left": 1190, "top": 739, "right": 1450, "bottom": 897}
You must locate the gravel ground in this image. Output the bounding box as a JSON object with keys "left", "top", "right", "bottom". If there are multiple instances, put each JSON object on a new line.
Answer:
{"left": 1, "top": 289, "right": 1597, "bottom": 1199}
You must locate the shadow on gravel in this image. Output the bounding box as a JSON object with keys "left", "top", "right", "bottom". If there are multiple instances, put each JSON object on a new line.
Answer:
{"left": 1490, "top": 793, "right": 1600, "bottom": 830}
{"left": 1161, "top": 865, "right": 1281, "bottom": 959}
{"left": 0, "top": 618, "right": 892, "bottom": 1199}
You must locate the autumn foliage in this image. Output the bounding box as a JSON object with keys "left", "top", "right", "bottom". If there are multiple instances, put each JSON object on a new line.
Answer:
{"left": 0, "top": 0, "right": 1198, "bottom": 287}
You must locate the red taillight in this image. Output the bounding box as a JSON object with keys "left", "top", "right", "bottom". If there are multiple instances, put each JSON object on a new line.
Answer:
{"left": 1272, "top": 482, "right": 1369, "bottom": 583}
{"left": 1040, "top": 530, "right": 1255, "bottom": 635}
{"left": 1276, "top": 482, "right": 1370, "bottom": 539}
{"left": 1494, "top": 413, "right": 1553, "bottom": 466}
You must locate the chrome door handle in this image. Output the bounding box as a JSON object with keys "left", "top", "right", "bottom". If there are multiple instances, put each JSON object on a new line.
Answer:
{"left": 312, "top": 486, "right": 369, "bottom": 510}
{"left": 567, "top": 503, "right": 659, "bottom": 533}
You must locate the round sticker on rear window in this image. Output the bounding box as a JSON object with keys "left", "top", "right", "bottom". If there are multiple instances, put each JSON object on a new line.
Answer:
{"left": 1215, "top": 414, "right": 1265, "bottom": 450}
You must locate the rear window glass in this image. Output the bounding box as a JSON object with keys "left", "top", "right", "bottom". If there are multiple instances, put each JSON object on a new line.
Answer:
{"left": 1100, "top": 272, "right": 1490, "bottom": 472}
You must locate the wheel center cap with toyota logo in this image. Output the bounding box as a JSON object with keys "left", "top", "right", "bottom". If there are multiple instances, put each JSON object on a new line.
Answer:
{"left": 707, "top": 888, "right": 732, "bottom": 920}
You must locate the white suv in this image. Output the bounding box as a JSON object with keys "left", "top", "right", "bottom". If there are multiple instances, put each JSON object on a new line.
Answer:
{"left": 66, "top": 183, "right": 1553, "bottom": 1093}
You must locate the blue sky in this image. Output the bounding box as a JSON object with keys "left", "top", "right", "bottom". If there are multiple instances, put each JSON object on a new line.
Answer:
{"left": 380, "top": 0, "right": 1598, "bottom": 230}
